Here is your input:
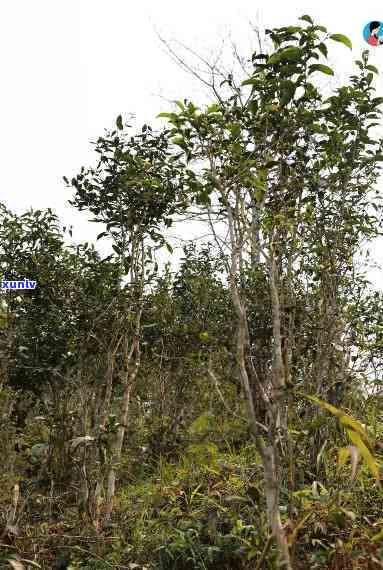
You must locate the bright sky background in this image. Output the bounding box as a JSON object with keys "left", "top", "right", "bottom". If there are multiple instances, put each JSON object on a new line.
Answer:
{"left": 1, "top": 1, "right": 383, "bottom": 284}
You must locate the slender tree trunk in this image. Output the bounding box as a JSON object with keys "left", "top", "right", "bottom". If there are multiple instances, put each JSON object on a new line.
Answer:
{"left": 225, "top": 201, "right": 293, "bottom": 569}
{"left": 266, "top": 245, "right": 292, "bottom": 569}
{"left": 104, "top": 380, "right": 133, "bottom": 521}
{"left": 104, "top": 324, "right": 142, "bottom": 519}
{"left": 104, "top": 238, "right": 145, "bottom": 522}
{"left": 87, "top": 339, "right": 122, "bottom": 529}
{"left": 262, "top": 444, "right": 293, "bottom": 570}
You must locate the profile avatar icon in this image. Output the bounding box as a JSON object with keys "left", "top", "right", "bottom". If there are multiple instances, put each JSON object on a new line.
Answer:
{"left": 363, "top": 21, "right": 383, "bottom": 46}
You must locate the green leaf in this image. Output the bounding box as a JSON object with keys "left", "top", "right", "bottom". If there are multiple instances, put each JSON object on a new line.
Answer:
{"left": 228, "top": 123, "right": 241, "bottom": 138}
{"left": 309, "top": 64, "right": 334, "bottom": 76}
{"left": 285, "top": 26, "right": 302, "bottom": 34}
{"left": 248, "top": 100, "right": 259, "bottom": 114}
{"left": 299, "top": 15, "right": 314, "bottom": 25}
{"left": 366, "top": 64, "right": 379, "bottom": 75}
{"left": 330, "top": 33, "right": 352, "bottom": 50}
{"left": 280, "top": 80, "right": 296, "bottom": 105}
{"left": 241, "top": 77, "right": 257, "bottom": 86}
{"left": 157, "top": 112, "right": 174, "bottom": 119}
{"left": 317, "top": 42, "right": 328, "bottom": 58}
{"left": 187, "top": 418, "right": 211, "bottom": 438}
{"left": 116, "top": 115, "right": 123, "bottom": 130}
{"left": 267, "top": 53, "right": 280, "bottom": 64}
{"left": 255, "top": 189, "right": 264, "bottom": 203}
{"left": 206, "top": 103, "right": 222, "bottom": 114}
{"left": 171, "top": 136, "right": 186, "bottom": 148}
{"left": 268, "top": 47, "right": 302, "bottom": 65}
{"left": 175, "top": 100, "right": 185, "bottom": 110}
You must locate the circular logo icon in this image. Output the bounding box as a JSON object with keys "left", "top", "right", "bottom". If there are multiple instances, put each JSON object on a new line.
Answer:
{"left": 363, "top": 21, "right": 383, "bottom": 46}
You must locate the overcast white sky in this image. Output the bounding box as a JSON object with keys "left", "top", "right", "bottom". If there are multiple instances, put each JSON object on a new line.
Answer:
{"left": 1, "top": 1, "right": 383, "bottom": 283}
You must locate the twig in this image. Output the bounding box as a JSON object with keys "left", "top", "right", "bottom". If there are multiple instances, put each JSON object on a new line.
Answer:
{"left": 255, "top": 533, "right": 273, "bottom": 570}
{"left": 208, "top": 357, "right": 267, "bottom": 432}
{"left": 15, "top": 535, "right": 119, "bottom": 541}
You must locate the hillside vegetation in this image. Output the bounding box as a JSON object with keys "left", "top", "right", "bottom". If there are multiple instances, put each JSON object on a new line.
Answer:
{"left": 1, "top": 15, "right": 383, "bottom": 569}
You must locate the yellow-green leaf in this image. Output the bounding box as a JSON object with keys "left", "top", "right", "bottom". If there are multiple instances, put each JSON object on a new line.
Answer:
{"left": 301, "top": 392, "right": 380, "bottom": 485}
{"left": 346, "top": 429, "right": 380, "bottom": 485}
{"left": 372, "top": 527, "right": 383, "bottom": 542}
{"left": 206, "top": 103, "right": 222, "bottom": 114}
{"left": 302, "top": 394, "right": 342, "bottom": 417}
{"left": 339, "top": 414, "right": 372, "bottom": 450}
{"left": 157, "top": 112, "right": 175, "bottom": 120}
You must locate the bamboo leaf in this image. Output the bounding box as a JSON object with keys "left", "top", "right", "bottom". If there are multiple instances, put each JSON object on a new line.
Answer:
{"left": 339, "top": 415, "right": 372, "bottom": 449}
{"left": 303, "top": 394, "right": 343, "bottom": 417}
{"left": 346, "top": 429, "right": 381, "bottom": 485}
{"left": 301, "top": 393, "right": 380, "bottom": 485}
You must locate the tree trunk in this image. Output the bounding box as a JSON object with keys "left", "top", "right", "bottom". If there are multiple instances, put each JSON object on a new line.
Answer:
{"left": 224, "top": 202, "right": 293, "bottom": 568}
{"left": 262, "top": 444, "right": 293, "bottom": 570}
{"left": 104, "top": 335, "right": 141, "bottom": 522}
{"left": 104, "top": 381, "right": 133, "bottom": 521}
